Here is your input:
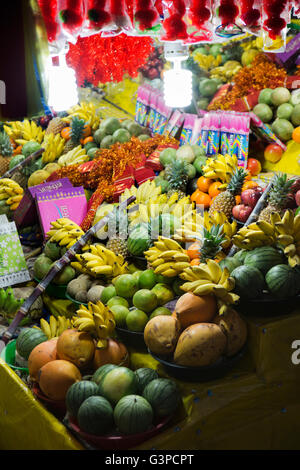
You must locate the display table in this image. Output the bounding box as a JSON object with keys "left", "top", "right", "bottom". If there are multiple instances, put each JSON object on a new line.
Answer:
{"left": 1, "top": 299, "right": 300, "bottom": 450}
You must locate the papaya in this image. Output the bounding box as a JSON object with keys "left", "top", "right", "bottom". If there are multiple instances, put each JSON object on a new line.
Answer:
{"left": 28, "top": 338, "right": 58, "bottom": 382}
{"left": 144, "top": 315, "right": 181, "bottom": 356}
{"left": 33, "top": 255, "right": 53, "bottom": 280}
{"left": 56, "top": 329, "right": 95, "bottom": 370}
{"left": 174, "top": 293, "right": 217, "bottom": 329}
{"left": 38, "top": 359, "right": 81, "bottom": 401}
{"left": 214, "top": 309, "right": 247, "bottom": 357}
{"left": 174, "top": 323, "right": 227, "bottom": 367}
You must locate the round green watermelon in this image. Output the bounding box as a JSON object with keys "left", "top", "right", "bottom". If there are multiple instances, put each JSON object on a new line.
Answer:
{"left": 98, "top": 367, "right": 138, "bottom": 405}
{"left": 16, "top": 328, "right": 48, "bottom": 360}
{"left": 66, "top": 380, "right": 99, "bottom": 418}
{"left": 142, "top": 378, "right": 181, "bottom": 417}
{"left": 114, "top": 395, "right": 153, "bottom": 435}
{"left": 265, "top": 264, "right": 300, "bottom": 299}
{"left": 91, "top": 364, "right": 118, "bottom": 386}
{"left": 233, "top": 249, "right": 248, "bottom": 264}
{"left": 231, "top": 265, "right": 265, "bottom": 299}
{"left": 134, "top": 368, "right": 159, "bottom": 394}
{"left": 244, "top": 246, "right": 285, "bottom": 276}
{"left": 219, "top": 257, "right": 241, "bottom": 273}
{"left": 77, "top": 396, "right": 114, "bottom": 435}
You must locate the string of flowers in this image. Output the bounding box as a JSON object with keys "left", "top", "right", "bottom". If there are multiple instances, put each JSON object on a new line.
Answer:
{"left": 208, "top": 53, "right": 287, "bottom": 111}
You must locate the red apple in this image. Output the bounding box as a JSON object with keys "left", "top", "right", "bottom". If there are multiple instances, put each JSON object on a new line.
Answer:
{"left": 290, "top": 178, "right": 300, "bottom": 194}
{"left": 241, "top": 189, "right": 262, "bottom": 208}
{"left": 285, "top": 193, "right": 297, "bottom": 209}
{"left": 295, "top": 190, "right": 300, "bottom": 207}
{"left": 232, "top": 204, "right": 253, "bottom": 223}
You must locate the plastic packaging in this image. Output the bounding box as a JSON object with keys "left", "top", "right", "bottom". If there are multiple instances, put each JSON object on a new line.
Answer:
{"left": 161, "top": 0, "right": 188, "bottom": 41}
{"left": 239, "top": 0, "right": 262, "bottom": 35}
{"left": 185, "top": 0, "right": 214, "bottom": 44}
{"left": 132, "top": 0, "right": 161, "bottom": 36}
{"left": 214, "top": 0, "right": 243, "bottom": 39}
{"left": 262, "top": 0, "right": 291, "bottom": 52}
{"left": 57, "top": 0, "right": 86, "bottom": 43}
{"left": 109, "top": 0, "right": 132, "bottom": 31}
{"left": 81, "top": 0, "right": 114, "bottom": 36}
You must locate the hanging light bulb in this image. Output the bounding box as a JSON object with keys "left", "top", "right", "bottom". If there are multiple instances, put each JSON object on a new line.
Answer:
{"left": 163, "top": 43, "right": 192, "bottom": 108}
{"left": 47, "top": 54, "right": 78, "bottom": 112}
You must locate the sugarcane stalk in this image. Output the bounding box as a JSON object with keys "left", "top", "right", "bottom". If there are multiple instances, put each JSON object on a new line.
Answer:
{"left": 1, "top": 148, "right": 44, "bottom": 179}
{"left": 0, "top": 195, "right": 136, "bottom": 351}
{"left": 228, "top": 175, "right": 276, "bottom": 257}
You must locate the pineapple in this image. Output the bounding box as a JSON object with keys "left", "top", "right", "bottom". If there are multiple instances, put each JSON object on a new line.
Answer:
{"left": 258, "top": 173, "right": 295, "bottom": 223}
{"left": 106, "top": 237, "right": 129, "bottom": 259}
{"left": 45, "top": 117, "right": 67, "bottom": 136}
{"left": 105, "top": 207, "right": 129, "bottom": 258}
{"left": 209, "top": 168, "right": 248, "bottom": 219}
{"left": 199, "top": 224, "right": 226, "bottom": 262}
{"left": 165, "top": 159, "right": 189, "bottom": 199}
{"left": 0, "top": 131, "right": 13, "bottom": 176}
{"left": 62, "top": 116, "right": 86, "bottom": 154}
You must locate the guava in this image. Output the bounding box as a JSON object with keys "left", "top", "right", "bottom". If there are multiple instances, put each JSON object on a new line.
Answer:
{"left": 199, "top": 79, "right": 218, "bottom": 98}
{"left": 159, "top": 148, "right": 177, "bottom": 166}
{"left": 258, "top": 88, "right": 273, "bottom": 106}
{"left": 271, "top": 87, "right": 291, "bottom": 107}
{"left": 93, "top": 128, "right": 106, "bottom": 144}
{"left": 291, "top": 104, "right": 300, "bottom": 126}
{"left": 272, "top": 118, "right": 294, "bottom": 142}
{"left": 253, "top": 103, "right": 273, "bottom": 123}
{"left": 112, "top": 128, "right": 131, "bottom": 144}
{"left": 276, "top": 103, "right": 294, "bottom": 120}
{"left": 101, "top": 118, "right": 121, "bottom": 135}
{"left": 22, "top": 141, "right": 41, "bottom": 158}
{"left": 100, "top": 135, "right": 113, "bottom": 149}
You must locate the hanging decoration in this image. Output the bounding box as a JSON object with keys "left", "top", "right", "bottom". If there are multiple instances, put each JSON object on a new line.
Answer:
{"left": 36, "top": 0, "right": 294, "bottom": 52}
{"left": 66, "top": 33, "right": 154, "bottom": 85}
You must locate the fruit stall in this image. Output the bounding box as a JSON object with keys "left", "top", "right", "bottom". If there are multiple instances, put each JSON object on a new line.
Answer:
{"left": 1, "top": 0, "right": 300, "bottom": 452}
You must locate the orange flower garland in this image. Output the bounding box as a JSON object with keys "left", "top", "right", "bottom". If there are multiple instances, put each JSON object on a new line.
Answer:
{"left": 208, "top": 54, "right": 287, "bottom": 111}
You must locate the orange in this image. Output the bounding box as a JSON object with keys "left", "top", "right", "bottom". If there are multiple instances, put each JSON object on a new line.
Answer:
{"left": 83, "top": 124, "right": 92, "bottom": 138}
{"left": 208, "top": 181, "right": 222, "bottom": 198}
{"left": 82, "top": 136, "right": 94, "bottom": 145}
{"left": 242, "top": 180, "right": 258, "bottom": 191}
{"left": 13, "top": 145, "right": 22, "bottom": 155}
{"left": 190, "top": 258, "right": 200, "bottom": 266}
{"left": 194, "top": 191, "right": 211, "bottom": 209}
{"left": 191, "top": 189, "right": 201, "bottom": 202}
{"left": 247, "top": 158, "right": 261, "bottom": 176}
{"left": 197, "top": 176, "right": 213, "bottom": 193}
{"left": 61, "top": 127, "right": 71, "bottom": 139}
{"left": 293, "top": 127, "right": 300, "bottom": 144}
{"left": 235, "top": 195, "right": 241, "bottom": 205}
{"left": 187, "top": 241, "right": 201, "bottom": 260}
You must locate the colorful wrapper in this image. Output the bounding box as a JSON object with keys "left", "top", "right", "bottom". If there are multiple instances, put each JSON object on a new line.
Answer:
{"left": 219, "top": 112, "right": 250, "bottom": 167}
{"left": 148, "top": 89, "right": 161, "bottom": 133}
{"left": 206, "top": 113, "right": 220, "bottom": 156}
{"left": 250, "top": 112, "right": 287, "bottom": 151}
{"left": 164, "top": 109, "right": 185, "bottom": 138}
{"left": 180, "top": 114, "right": 197, "bottom": 146}
{"left": 191, "top": 117, "right": 204, "bottom": 147}
{"left": 153, "top": 96, "right": 172, "bottom": 135}
{"left": 135, "top": 85, "right": 152, "bottom": 126}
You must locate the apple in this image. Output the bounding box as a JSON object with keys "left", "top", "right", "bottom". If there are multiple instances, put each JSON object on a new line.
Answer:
{"left": 295, "top": 190, "right": 300, "bottom": 207}
{"left": 291, "top": 178, "right": 300, "bottom": 194}
{"left": 241, "top": 188, "right": 262, "bottom": 208}
{"left": 285, "top": 193, "right": 297, "bottom": 209}
{"left": 232, "top": 204, "right": 253, "bottom": 223}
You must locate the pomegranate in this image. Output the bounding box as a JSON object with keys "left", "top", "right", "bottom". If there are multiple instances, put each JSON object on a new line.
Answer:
{"left": 241, "top": 188, "right": 262, "bottom": 208}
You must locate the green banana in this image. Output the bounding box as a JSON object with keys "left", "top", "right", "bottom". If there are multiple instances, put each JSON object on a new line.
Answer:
{"left": 0, "top": 288, "right": 7, "bottom": 309}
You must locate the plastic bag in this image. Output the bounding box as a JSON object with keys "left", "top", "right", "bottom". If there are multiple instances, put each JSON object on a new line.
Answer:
{"left": 262, "top": 0, "right": 291, "bottom": 52}
{"left": 57, "top": 0, "right": 86, "bottom": 44}
{"left": 80, "top": 0, "right": 114, "bottom": 36}
{"left": 160, "top": 0, "right": 188, "bottom": 41}
{"left": 131, "top": 0, "right": 161, "bottom": 36}
{"left": 109, "top": 0, "right": 132, "bottom": 31}
{"left": 214, "top": 0, "right": 243, "bottom": 39}
{"left": 184, "top": 0, "right": 214, "bottom": 44}
{"left": 238, "top": 0, "right": 262, "bottom": 36}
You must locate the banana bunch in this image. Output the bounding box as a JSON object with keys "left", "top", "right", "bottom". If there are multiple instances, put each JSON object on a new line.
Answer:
{"left": 0, "top": 178, "right": 24, "bottom": 211}
{"left": 46, "top": 218, "right": 85, "bottom": 249}
{"left": 72, "top": 244, "right": 128, "bottom": 279}
{"left": 192, "top": 52, "right": 222, "bottom": 71}
{"left": 40, "top": 315, "right": 71, "bottom": 339}
{"left": 0, "top": 287, "right": 24, "bottom": 318}
{"left": 210, "top": 61, "right": 242, "bottom": 83}
{"left": 41, "top": 133, "right": 66, "bottom": 163}
{"left": 64, "top": 102, "right": 101, "bottom": 131}
{"left": 4, "top": 119, "right": 44, "bottom": 145}
{"left": 204, "top": 211, "right": 237, "bottom": 249}
{"left": 174, "top": 209, "right": 204, "bottom": 242}
{"left": 233, "top": 218, "right": 277, "bottom": 250}
{"left": 58, "top": 145, "right": 89, "bottom": 167}
{"left": 273, "top": 210, "right": 300, "bottom": 267}
{"left": 121, "top": 180, "right": 162, "bottom": 207}
{"left": 203, "top": 153, "right": 238, "bottom": 184}
{"left": 180, "top": 260, "right": 240, "bottom": 315}
{"left": 144, "top": 237, "right": 190, "bottom": 278}
{"left": 72, "top": 301, "right": 115, "bottom": 348}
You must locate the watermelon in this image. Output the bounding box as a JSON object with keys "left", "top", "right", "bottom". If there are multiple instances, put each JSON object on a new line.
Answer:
{"left": 15, "top": 328, "right": 48, "bottom": 360}
{"left": 244, "top": 246, "right": 285, "bottom": 276}
{"left": 66, "top": 380, "right": 99, "bottom": 418}
{"left": 142, "top": 378, "right": 181, "bottom": 417}
{"left": 91, "top": 364, "right": 118, "bottom": 386}
{"left": 134, "top": 368, "right": 159, "bottom": 394}
{"left": 77, "top": 396, "right": 114, "bottom": 435}
{"left": 114, "top": 395, "right": 153, "bottom": 435}
{"left": 219, "top": 257, "right": 241, "bottom": 273}
{"left": 265, "top": 264, "right": 300, "bottom": 299}
{"left": 127, "top": 226, "right": 151, "bottom": 256}
{"left": 98, "top": 367, "right": 138, "bottom": 405}
{"left": 233, "top": 249, "right": 248, "bottom": 264}
{"left": 231, "top": 265, "right": 265, "bottom": 299}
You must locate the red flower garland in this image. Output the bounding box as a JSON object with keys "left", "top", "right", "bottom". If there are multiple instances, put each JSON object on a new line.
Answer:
{"left": 66, "top": 33, "right": 154, "bottom": 85}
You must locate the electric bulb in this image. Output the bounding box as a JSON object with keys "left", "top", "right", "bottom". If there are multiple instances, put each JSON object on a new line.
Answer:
{"left": 47, "top": 55, "right": 78, "bottom": 112}
{"left": 163, "top": 66, "right": 192, "bottom": 108}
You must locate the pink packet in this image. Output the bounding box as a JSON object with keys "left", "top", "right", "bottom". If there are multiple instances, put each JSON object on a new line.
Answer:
{"left": 164, "top": 109, "right": 185, "bottom": 137}
{"left": 180, "top": 114, "right": 197, "bottom": 146}
{"left": 148, "top": 89, "right": 161, "bottom": 133}
{"left": 135, "top": 85, "right": 152, "bottom": 126}
{"left": 206, "top": 113, "right": 220, "bottom": 156}
{"left": 191, "top": 116, "right": 204, "bottom": 148}
{"left": 153, "top": 95, "right": 172, "bottom": 135}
